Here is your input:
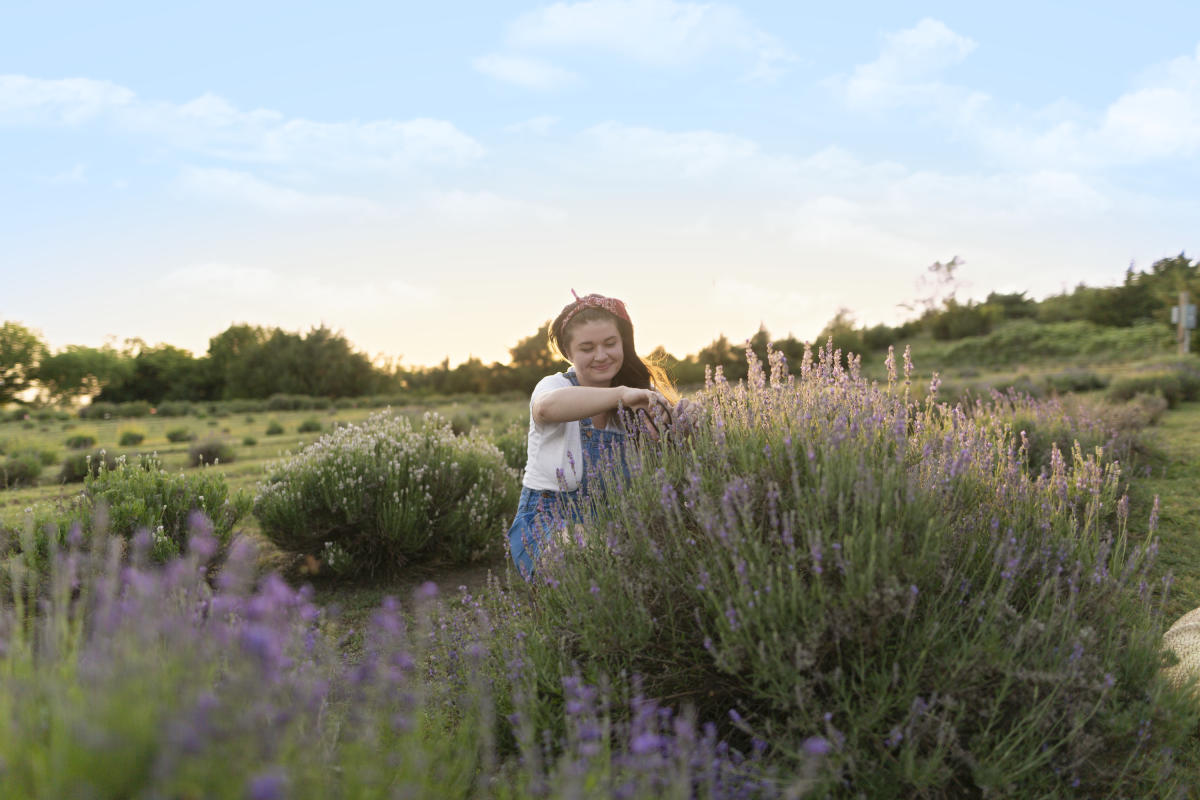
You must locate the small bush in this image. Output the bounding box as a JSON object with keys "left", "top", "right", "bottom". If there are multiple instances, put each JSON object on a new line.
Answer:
{"left": 206, "top": 420, "right": 219, "bottom": 427}
{"left": 492, "top": 419, "right": 529, "bottom": 473}
{"left": 155, "top": 401, "right": 194, "bottom": 417}
{"left": 254, "top": 411, "right": 518, "bottom": 576}
{"left": 265, "top": 420, "right": 285, "bottom": 436}
{"left": 1, "top": 451, "right": 43, "bottom": 488}
{"left": 297, "top": 418, "right": 323, "bottom": 434}
{"left": 58, "top": 449, "right": 119, "bottom": 483}
{"left": 22, "top": 453, "right": 253, "bottom": 563}
{"left": 118, "top": 429, "right": 146, "bottom": 446}
{"left": 242, "top": 435, "right": 258, "bottom": 446}
{"left": 188, "top": 439, "right": 235, "bottom": 467}
{"left": 65, "top": 434, "right": 97, "bottom": 449}
{"left": 1041, "top": 368, "right": 1109, "bottom": 394}
{"left": 166, "top": 428, "right": 196, "bottom": 443}
{"left": 1108, "top": 372, "right": 1188, "bottom": 408}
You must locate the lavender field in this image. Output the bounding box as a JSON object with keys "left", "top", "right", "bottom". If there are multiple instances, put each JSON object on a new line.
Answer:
{"left": 3, "top": 345, "right": 1200, "bottom": 798}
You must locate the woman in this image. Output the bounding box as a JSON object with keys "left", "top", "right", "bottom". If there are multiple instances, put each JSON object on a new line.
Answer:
{"left": 507, "top": 291, "right": 679, "bottom": 579}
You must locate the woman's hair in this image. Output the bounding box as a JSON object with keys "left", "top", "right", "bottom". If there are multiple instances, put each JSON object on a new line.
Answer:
{"left": 550, "top": 305, "right": 679, "bottom": 404}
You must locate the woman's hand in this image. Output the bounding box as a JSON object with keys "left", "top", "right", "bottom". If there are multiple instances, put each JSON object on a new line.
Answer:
{"left": 616, "top": 387, "right": 670, "bottom": 413}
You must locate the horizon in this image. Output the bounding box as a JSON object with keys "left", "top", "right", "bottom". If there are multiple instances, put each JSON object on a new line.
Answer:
{"left": 4, "top": 1, "right": 1198, "bottom": 367}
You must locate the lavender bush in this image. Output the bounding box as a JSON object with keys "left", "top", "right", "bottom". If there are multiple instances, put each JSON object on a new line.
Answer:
{"left": 508, "top": 343, "right": 1197, "bottom": 797}
{"left": 0, "top": 514, "right": 772, "bottom": 798}
{"left": 254, "top": 410, "right": 519, "bottom": 577}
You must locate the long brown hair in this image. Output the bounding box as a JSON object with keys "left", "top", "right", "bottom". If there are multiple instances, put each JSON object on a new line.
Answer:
{"left": 549, "top": 305, "right": 679, "bottom": 404}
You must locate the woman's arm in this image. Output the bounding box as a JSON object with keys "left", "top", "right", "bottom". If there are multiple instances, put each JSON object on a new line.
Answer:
{"left": 533, "top": 385, "right": 666, "bottom": 425}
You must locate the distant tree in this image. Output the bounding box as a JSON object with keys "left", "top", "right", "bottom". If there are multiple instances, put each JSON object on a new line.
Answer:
{"left": 94, "top": 344, "right": 205, "bottom": 404}
{"left": 984, "top": 291, "right": 1037, "bottom": 320}
{"left": 35, "top": 345, "right": 133, "bottom": 403}
{"left": 0, "top": 321, "right": 48, "bottom": 404}
{"left": 817, "top": 309, "right": 865, "bottom": 361}
{"left": 509, "top": 321, "right": 558, "bottom": 371}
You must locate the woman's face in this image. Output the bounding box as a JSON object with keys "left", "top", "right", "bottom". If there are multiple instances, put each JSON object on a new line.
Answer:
{"left": 565, "top": 318, "right": 624, "bottom": 387}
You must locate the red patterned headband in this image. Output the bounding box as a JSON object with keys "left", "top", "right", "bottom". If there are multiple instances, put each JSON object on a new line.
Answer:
{"left": 559, "top": 290, "right": 631, "bottom": 328}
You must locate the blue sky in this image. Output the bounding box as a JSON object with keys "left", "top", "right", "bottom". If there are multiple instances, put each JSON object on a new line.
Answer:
{"left": 4, "top": 0, "right": 1199, "bottom": 368}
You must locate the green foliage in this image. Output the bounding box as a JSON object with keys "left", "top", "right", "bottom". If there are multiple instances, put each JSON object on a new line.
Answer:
{"left": 297, "top": 418, "right": 323, "bottom": 433}
{"left": 117, "top": 429, "right": 145, "bottom": 446}
{"left": 58, "top": 450, "right": 118, "bottom": 483}
{"left": 65, "top": 433, "right": 97, "bottom": 449}
{"left": 265, "top": 420, "right": 285, "bottom": 436}
{"left": 925, "top": 320, "right": 1173, "bottom": 368}
{"left": 242, "top": 435, "right": 258, "bottom": 446}
{"left": 254, "top": 410, "right": 518, "bottom": 577}
{"left": 928, "top": 297, "right": 1001, "bottom": 340}
{"left": 15, "top": 454, "right": 252, "bottom": 563}
{"left": 1, "top": 450, "right": 43, "bottom": 488}
{"left": 34, "top": 344, "right": 132, "bottom": 403}
{"left": 0, "top": 320, "right": 48, "bottom": 404}
{"left": 82, "top": 455, "right": 251, "bottom": 559}
{"left": 492, "top": 419, "right": 529, "bottom": 472}
{"left": 1041, "top": 368, "right": 1109, "bottom": 394}
{"left": 187, "top": 439, "right": 235, "bottom": 467}
{"left": 1106, "top": 359, "right": 1200, "bottom": 409}
{"left": 166, "top": 427, "right": 196, "bottom": 443}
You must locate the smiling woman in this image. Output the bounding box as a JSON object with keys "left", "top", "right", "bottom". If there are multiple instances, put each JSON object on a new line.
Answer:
{"left": 506, "top": 291, "right": 680, "bottom": 580}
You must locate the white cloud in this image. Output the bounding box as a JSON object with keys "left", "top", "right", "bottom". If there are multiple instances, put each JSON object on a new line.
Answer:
{"left": 0, "top": 75, "right": 134, "bottom": 123}
{"left": 1092, "top": 43, "right": 1200, "bottom": 161}
{"left": 0, "top": 75, "right": 484, "bottom": 171}
{"left": 473, "top": 54, "right": 578, "bottom": 90}
{"left": 506, "top": 0, "right": 791, "bottom": 77}
{"left": 579, "top": 121, "right": 761, "bottom": 176}
{"left": 838, "top": 18, "right": 977, "bottom": 110}
{"left": 428, "top": 189, "right": 567, "bottom": 224}
{"left": 834, "top": 24, "right": 1200, "bottom": 169}
{"left": 158, "top": 263, "right": 435, "bottom": 311}
{"left": 505, "top": 115, "right": 560, "bottom": 135}
{"left": 177, "top": 167, "right": 390, "bottom": 218}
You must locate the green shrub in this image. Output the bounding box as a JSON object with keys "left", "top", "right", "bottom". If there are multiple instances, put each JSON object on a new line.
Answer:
{"left": 498, "top": 345, "right": 1194, "bottom": 796}
{"left": 65, "top": 434, "right": 97, "bottom": 449}
{"left": 921, "top": 320, "right": 1173, "bottom": 368}
{"left": 265, "top": 420, "right": 285, "bottom": 436}
{"left": 20, "top": 453, "right": 252, "bottom": 563}
{"left": 58, "top": 449, "right": 119, "bottom": 483}
{"left": 242, "top": 435, "right": 257, "bottom": 446}
{"left": 492, "top": 419, "right": 529, "bottom": 472}
{"left": 254, "top": 410, "right": 518, "bottom": 577}
{"left": 165, "top": 427, "right": 195, "bottom": 443}
{"left": 297, "top": 418, "right": 323, "bottom": 434}
{"left": 1, "top": 451, "right": 43, "bottom": 488}
{"left": 187, "top": 439, "right": 235, "bottom": 467}
{"left": 1107, "top": 372, "right": 1188, "bottom": 408}
{"left": 1041, "top": 368, "right": 1109, "bottom": 394}
{"left": 118, "top": 429, "right": 145, "bottom": 446}
{"left": 155, "top": 401, "right": 194, "bottom": 417}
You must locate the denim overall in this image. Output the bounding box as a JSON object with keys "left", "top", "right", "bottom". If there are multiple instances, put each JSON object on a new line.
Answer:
{"left": 507, "top": 369, "right": 628, "bottom": 580}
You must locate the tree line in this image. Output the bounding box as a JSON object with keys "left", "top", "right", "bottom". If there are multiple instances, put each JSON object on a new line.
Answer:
{"left": 2, "top": 253, "right": 1195, "bottom": 407}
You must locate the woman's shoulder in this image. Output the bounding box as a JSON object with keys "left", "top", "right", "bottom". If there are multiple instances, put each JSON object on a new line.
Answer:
{"left": 532, "top": 371, "right": 572, "bottom": 396}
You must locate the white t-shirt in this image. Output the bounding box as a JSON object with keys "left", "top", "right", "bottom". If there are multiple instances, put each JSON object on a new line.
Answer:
{"left": 522, "top": 372, "right": 624, "bottom": 492}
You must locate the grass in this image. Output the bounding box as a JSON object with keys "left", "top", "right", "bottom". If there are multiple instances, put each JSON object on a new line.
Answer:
{"left": 1132, "top": 400, "right": 1200, "bottom": 622}
{"left": 0, "top": 397, "right": 528, "bottom": 538}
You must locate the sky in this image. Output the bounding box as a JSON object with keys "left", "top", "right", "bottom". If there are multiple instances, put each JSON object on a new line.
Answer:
{"left": 3, "top": 0, "right": 1199, "bottom": 369}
